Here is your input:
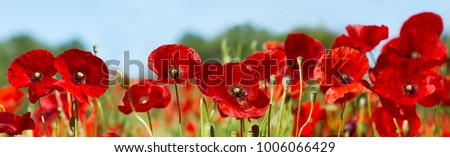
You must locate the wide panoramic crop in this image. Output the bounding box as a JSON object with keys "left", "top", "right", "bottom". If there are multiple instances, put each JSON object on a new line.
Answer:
{"left": 1, "top": 11, "right": 449, "bottom": 139}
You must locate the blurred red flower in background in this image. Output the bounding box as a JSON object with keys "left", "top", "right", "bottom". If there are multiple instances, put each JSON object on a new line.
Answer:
{"left": 291, "top": 101, "right": 326, "bottom": 137}
{"left": 148, "top": 44, "right": 202, "bottom": 84}
{"left": 0, "top": 85, "right": 26, "bottom": 113}
{"left": 100, "top": 132, "right": 120, "bottom": 137}
{"left": 264, "top": 41, "right": 285, "bottom": 52}
{"left": 32, "top": 93, "right": 59, "bottom": 137}
{"left": 284, "top": 33, "right": 324, "bottom": 82}
{"left": 0, "top": 112, "right": 35, "bottom": 136}
{"left": 119, "top": 80, "right": 171, "bottom": 114}
{"left": 7, "top": 49, "right": 58, "bottom": 103}
{"left": 373, "top": 107, "right": 420, "bottom": 137}
{"left": 207, "top": 62, "right": 270, "bottom": 119}
{"left": 32, "top": 92, "right": 93, "bottom": 136}
{"left": 244, "top": 49, "right": 287, "bottom": 82}
{"left": 333, "top": 25, "right": 388, "bottom": 53}
{"left": 54, "top": 49, "right": 109, "bottom": 104}
{"left": 314, "top": 47, "right": 371, "bottom": 104}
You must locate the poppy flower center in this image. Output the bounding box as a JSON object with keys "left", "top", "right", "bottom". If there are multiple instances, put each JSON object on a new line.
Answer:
{"left": 140, "top": 99, "right": 148, "bottom": 105}
{"left": 138, "top": 96, "right": 150, "bottom": 105}
{"left": 229, "top": 86, "right": 249, "bottom": 103}
{"left": 31, "top": 71, "right": 43, "bottom": 82}
{"left": 169, "top": 68, "right": 181, "bottom": 80}
{"left": 403, "top": 83, "right": 418, "bottom": 96}
{"left": 338, "top": 73, "right": 354, "bottom": 84}
{"left": 72, "top": 71, "right": 86, "bottom": 85}
{"left": 410, "top": 51, "right": 421, "bottom": 59}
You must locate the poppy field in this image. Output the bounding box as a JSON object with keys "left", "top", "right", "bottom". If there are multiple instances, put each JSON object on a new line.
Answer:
{"left": 1, "top": 12, "right": 450, "bottom": 137}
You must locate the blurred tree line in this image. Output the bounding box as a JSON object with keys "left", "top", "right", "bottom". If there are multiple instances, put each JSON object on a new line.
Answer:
{"left": 179, "top": 24, "right": 338, "bottom": 61}
{"left": 0, "top": 35, "right": 84, "bottom": 86}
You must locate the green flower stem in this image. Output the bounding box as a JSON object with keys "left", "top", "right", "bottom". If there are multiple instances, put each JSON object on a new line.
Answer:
{"left": 240, "top": 119, "right": 245, "bottom": 137}
{"left": 337, "top": 95, "right": 347, "bottom": 137}
{"left": 173, "top": 84, "right": 183, "bottom": 137}
{"left": 200, "top": 98, "right": 204, "bottom": 137}
{"left": 126, "top": 87, "right": 153, "bottom": 137}
{"left": 146, "top": 111, "right": 154, "bottom": 134}
{"left": 276, "top": 88, "right": 288, "bottom": 137}
{"left": 73, "top": 98, "right": 79, "bottom": 137}
{"left": 298, "top": 91, "right": 317, "bottom": 137}
{"left": 295, "top": 57, "right": 303, "bottom": 137}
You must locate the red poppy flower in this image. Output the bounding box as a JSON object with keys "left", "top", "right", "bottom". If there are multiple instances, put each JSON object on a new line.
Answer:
{"left": 292, "top": 101, "right": 326, "bottom": 137}
{"left": 264, "top": 41, "right": 285, "bottom": 51}
{"left": 54, "top": 49, "right": 109, "bottom": 104}
{"left": 119, "top": 80, "right": 171, "bottom": 114}
{"left": 0, "top": 112, "right": 35, "bottom": 136}
{"left": 148, "top": 44, "right": 202, "bottom": 84}
{"left": 314, "top": 47, "right": 371, "bottom": 104}
{"left": 7, "top": 49, "right": 58, "bottom": 103}
{"left": 243, "top": 49, "right": 287, "bottom": 81}
{"left": 0, "top": 85, "right": 26, "bottom": 113}
{"left": 195, "top": 62, "right": 224, "bottom": 100}
{"left": 206, "top": 62, "right": 270, "bottom": 119}
{"left": 400, "top": 12, "right": 443, "bottom": 37}
{"left": 333, "top": 25, "right": 388, "bottom": 53}
{"left": 374, "top": 57, "right": 443, "bottom": 107}
{"left": 284, "top": 33, "right": 324, "bottom": 81}
{"left": 186, "top": 121, "right": 197, "bottom": 137}
{"left": 181, "top": 97, "right": 201, "bottom": 116}
{"left": 378, "top": 12, "right": 447, "bottom": 71}
{"left": 373, "top": 107, "right": 420, "bottom": 137}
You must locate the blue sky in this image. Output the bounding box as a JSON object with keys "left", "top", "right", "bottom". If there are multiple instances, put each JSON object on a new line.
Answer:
{"left": 1, "top": 0, "right": 449, "bottom": 76}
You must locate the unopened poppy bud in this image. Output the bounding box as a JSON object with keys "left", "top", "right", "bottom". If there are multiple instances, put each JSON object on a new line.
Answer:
{"left": 402, "top": 120, "right": 410, "bottom": 137}
{"left": 343, "top": 119, "right": 357, "bottom": 137}
{"left": 247, "top": 131, "right": 254, "bottom": 137}
{"left": 310, "top": 91, "right": 317, "bottom": 102}
{"left": 270, "top": 75, "right": 276, "bottom": 85}
{"left": 296, "top": 56, "right": 303, "bottom": 68}
{"left": 282, "top": 76, "right": 291, "bottom": 88}
{"left": 231, "top": 130, "right": 238, "bottom": 137}
{"left": 251, "top": 125, "right": 260, "bottom": 137}
{"left": 93, "top": 44, "right": 99, "bottom": 54}
{"left": 204, "top": 124, "right": 215, "bottom": 137}
{"left": 0, "top": 104, "right": 5, "bottom": 112}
